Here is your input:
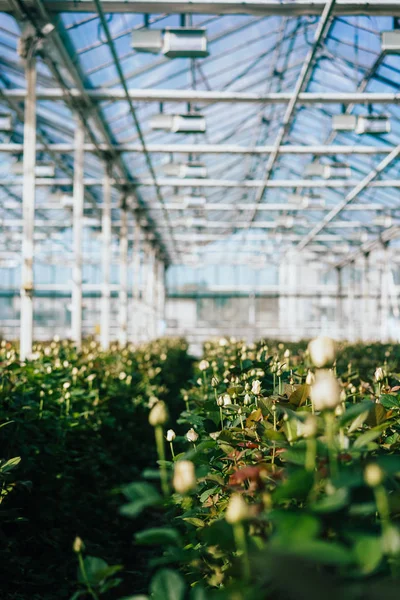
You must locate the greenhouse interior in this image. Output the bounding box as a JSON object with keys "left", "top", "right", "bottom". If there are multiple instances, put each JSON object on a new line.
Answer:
{"left": 1, "top": 1, "right": 400, "bottom": 600}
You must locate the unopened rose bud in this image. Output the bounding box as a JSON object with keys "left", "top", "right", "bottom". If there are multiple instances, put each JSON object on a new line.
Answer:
{"left": 308, "top": 336, "right": 336, "bottom": 368}
{"left": 148, "top": 401, "right": 169, "bottom": 427}
{"left": 244, "top": 393, "right": 251, "bottom": 406}
{"left": 340, "top": 389, "right": 347, "bottom": 402}
{"left": 297, "top": 415, "right": 318, "bottom": 438}
{"left": 374, "top": 367, "right": 385, "bottom": 382}
{"left": 225, "top": 493, "right": 250, "bottom": 524}
{"left": 284, "top": 349, "right": 291, "bottom": 358}
{"left": 166, "top": 429, "right": 176, "bottom": 442}
{"left": 306, "top": 370, "right": 315, "bottom": 386}
{"left": 211, "top": 376, "right": 219, "bottom": 388}
{"left": 364, "top": 464, "right": 384, "bottom": 488}
{"left": 217, "top": 395, "right": 224, "bottom": 407}
{"left": 173, "top": 460, "right": 196, "bottom": 494}
{"left": 199, "top": 360, "right": 210, "bottom": 371}
{"left": 251, "top": 380, "right": 262, "bottom": 395}
{"left": 310, "top": 370, "right": 341, "bottom": 411}
{"left": 186, "top": 428, "right": 199, "bottom": 443}
{"left": 223, "top": 394, "right": 232, "bottom": 406}
{"left": 73, "top": 536, "right": 84, "bottom": 553}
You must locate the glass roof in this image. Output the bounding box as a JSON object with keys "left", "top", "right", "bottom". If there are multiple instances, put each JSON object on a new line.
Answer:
{"left": 0, "top": 4, "right": 399, "bottom": 276}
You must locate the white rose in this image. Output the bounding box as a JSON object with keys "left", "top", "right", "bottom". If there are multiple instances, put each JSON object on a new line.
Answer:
{"left": 199, "top": 360, "right": 210, "bottom": 371}
{"left": 166, "top": 429, "right": 176, "bottom": 442}
{"left": 225, "top": 494, "right": 249, "bottom": 524}
{"left": 308, "top": 336, "right": 336, "bottom": 368}
{"left": 186, "top": 428, "right": 199, "bottom": 443}
{"left": 251, "top": 380, "right": 262, "bottom": 395}
{"left": 173, "top": 460, "right": 196, "bottom": 494}
{"left": 223, "top": 394, "right": 232, "bottom": 406}
{"left": 374, "top": 367, "right": 385, "bottom": 382}
{"left": 148, "top": 401, "right": 169, "bottom": 426}
{"left": 310, "top": 370, "right": 341, "bottom": 411}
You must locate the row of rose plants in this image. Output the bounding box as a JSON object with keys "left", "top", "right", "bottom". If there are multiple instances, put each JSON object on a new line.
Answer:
{"left": 0, "top": 337, "right": 193, "bottom": 600}
{"left": 103, "top": 338, "right": 400, "bottom": 600}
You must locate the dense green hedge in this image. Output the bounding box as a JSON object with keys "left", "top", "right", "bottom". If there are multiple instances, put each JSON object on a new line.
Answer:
{"left": 0, "top": 338, "right": 193, "bottom": 600}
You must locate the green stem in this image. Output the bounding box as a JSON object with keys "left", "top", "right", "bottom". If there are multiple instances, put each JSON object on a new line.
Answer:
{"left": 233, "top": 522, "right": 251, "bottom": 583}
{"left": 155, "top": 425, "right": 169, "bottom": 496}
{"left": 305, "top": 437, "right": 317, "bottom": 472}
{"left": 169, "top": 441, "right": 175, "bottom": 459}
{"left": 78, "top": 552, "right": 100, "bottom": 600}
{"left": 220, "top": 406, "right": 224, "bottom": 430}
{"left": 324, "top": 412, "right": 338, "bottom": 479}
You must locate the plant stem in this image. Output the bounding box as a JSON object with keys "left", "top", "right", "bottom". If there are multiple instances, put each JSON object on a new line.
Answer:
{"left": 324, "top": 412, "right": 338, "bottom": 479}
{"left": 155, "top": 425, "right": 169, "bottom": 496}
{"left": 169, "top": 441, "right": 175, "bottom": 459}
{"left": 305, "top": 437, "right": 317, "bottom": 472}
{"left": 220, "top": 406, "right": 224, "bottom": 430}
{"left": 78, "top": 552, "right": 100, "bottom": 600}
{"left": 233, "top": 522, "right": 251, "bottom": 583}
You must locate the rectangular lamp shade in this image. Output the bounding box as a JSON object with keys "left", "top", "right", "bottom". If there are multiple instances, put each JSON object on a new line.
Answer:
{"left": 381, "top": 31, "right": 400, "bottom": 53}
{"left": 131, "top": 29, "right": 163, "bottom": 53}
{"left": 332, "top": 114, "right": 357, "bottom": 131}
{"left": 324, "top": 163, "right": 351, "bottom": 178}
{"left": 150, "top": 113, "right": 206, "bottom": 133}
{"left": 355, "top": 115, "right": 391, "bottom": 135}
{"left": 0, "top": 113, "right": 12, "bottom": 131}
{"left": 163, "top": 28, "right": 209, "bottom": 58}
{"left": 12, "top": 162, "right": 55, "bottom": 177}
{"left": 170, "top": 195, "right": 207, "bottom": 208}
{"left": 163, "top": 162, "right": 207, "bottom": 178}
{"left": 304, "top": 163, "right": 326, "bottom": 177}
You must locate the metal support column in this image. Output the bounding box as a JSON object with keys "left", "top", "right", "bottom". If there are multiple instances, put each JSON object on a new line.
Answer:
{"left": 336, "top": 266, "right": 343, "bottom": 340}
{"left": 132, "top": 219, "right": 141, "bottom": 343}
{"left": 157, "top": 260, "right": 165, "bottom": 337}
{"left": 380, "top": 243, "right": 390, "bottom": 343}
{"left": 146, "top": 245, "right": 155, "bottom": 339}
{"left": 361, "top": 253, "right": 370, "bottom": 342}
{"left": 118, "top": 202, "right": 128, "bottom": 346}
{"left": 100, "top": 166, "right": 111, "bottom": 350}
{"left": 71, "top": 116, "right": 84, "bottom": 349}
{"left": 20, "top": 53, "right": 36, "bottom": 361}
{"left": 347, "top": 262, "right": 355, "bottom": 342}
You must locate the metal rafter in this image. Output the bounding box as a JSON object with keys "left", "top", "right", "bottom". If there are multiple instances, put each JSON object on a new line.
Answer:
{"left": 91, "top": 0, "right": 178, "bottom": 258}
{"left": 0, "top": 1, "right": 398, "bottom": 16}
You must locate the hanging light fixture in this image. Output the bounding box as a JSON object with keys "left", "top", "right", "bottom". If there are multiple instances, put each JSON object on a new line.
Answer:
{"left": 132, "top": 27, "right": 208, "bottom": 58}
{"left": 163, "top": 162, "right": 207, "bottom": 178}
{"left": 150, "top": 113, "right": 206, "bottom": 133}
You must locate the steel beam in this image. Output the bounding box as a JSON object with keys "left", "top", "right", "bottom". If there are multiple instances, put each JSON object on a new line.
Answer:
{"left": 19, "top": 54, "right": 36, "bottom": 362}
{"left": 100, "top": 167, "right": 111, "bottom": 350}
{"left": 71, "top": 116, "right": 84, "bottom": 349}
{"left": 132, "top": 219, "right": 141, "bottom": 344}
{"left": 2, "top": 177, "right": 399, "bottom": 188}
{"left": 297, "top": 144, "right": 400, "bottom": 250}
{"left": 3, "top": 89, "right": 400, "bottom": 104}
{"left": 118, "top": 203, "right": 129, "bottom": 346}
{"left": 380, "top": 244, "right": 390, "bottom": 343}
{"left": 0, "top": 143, "right": 394, "bottom": 155}
{"left": 1, "top": 1, "right": 398, "bottom": 15}
{"left": 246, "top": 0, "right": 336, "bottom": 226}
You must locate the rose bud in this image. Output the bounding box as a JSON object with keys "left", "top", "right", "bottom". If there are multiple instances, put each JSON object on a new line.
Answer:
{"left": 308, "top": 336, "right": 336, "bottom": 368}
{"left": 148, "top": 401, "right": 169, "bottom": 427}
{"left": 173, "top": 460, "right": 196, "bottom": 494}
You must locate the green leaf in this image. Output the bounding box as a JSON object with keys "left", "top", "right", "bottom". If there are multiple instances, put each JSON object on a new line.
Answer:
{"left": 274, "top": 470, "right": 314, "bottom": 502}
{"left": 310, "top": 487, "right": 349, "bottom": 513}
{"left": 182, "top": 517, "right": 206, "bottom": 528}
{"left": 78, "top": 556, "right": 122, "bottom": 586}
{"left": 0, "top": 456, "right": 21, "bottom": 473}
{"left": 150, "top": 569, "right": 186, "bottom": 600}
{"left": 275, "top": 540, "right": 354, "bottom": 566}
{"left": 353, "top": 424, "right": 388, "bottom": 448}
{"left": 190, "top": 586, "right": 209, "bottom": 600}
{"left": 353, "top": 535, "right": 383, "bottom": 574}
{"left": 380, "top": 394, "right": 400, "bottom": 410}
{"left": 339, "top": 401, "right": 373, "bottom": 427}
{"left": 271, "top": 511, "right": 320, "bottom": 542}
{"left": 120, "top": 482, "right": 162, "bottom": 518}
{"left": 135, "top": 527, "right": 181, "bottom": 546}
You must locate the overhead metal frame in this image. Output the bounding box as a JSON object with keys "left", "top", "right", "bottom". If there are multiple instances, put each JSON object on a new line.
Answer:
{"left": 0, "top": 0, "right": 399, "bottom": 304}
